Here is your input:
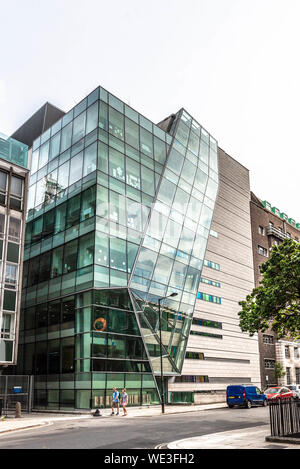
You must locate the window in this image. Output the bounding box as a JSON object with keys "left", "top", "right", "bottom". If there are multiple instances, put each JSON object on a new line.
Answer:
{"left": 263, "top": 335, "right": 274, "bottom": 345}
{"left": 199, "top": 278, "right": 221, "bottom": 288}
{"left": 192, "top": 318, "right": 222, "bottom": 329}
{"left": 66, "top": 194, "right": 81, "bottom": 228}
{"left": 69, "top": 152, "right": 83, "bottom": 186}
{"left": 0, "top": 313, "right": 14, "bottom": 339}
{"left": 285, "top": 346, "right": 290, "bottom": 358}
{"left": 204, "top": 260, "right": 220, "bottom": 271}
{"left": 8, "top": 218, "right": 21, "bottom": 242}
{"left": 51, "top": 246, "right": 63, "bottom": 278}
{"left": 0, "top": 214, "right": 5, "bottom": 238}
{"left": 80, "top": 186, "right": 96, "bottom": 221}
{"left": 5, "top": 263, "right": 18, "bottom": 288}
{"left": 175, "top": 375, "right": 209, "bottom": 383}
{"left": 258, "top": 226, "right": 264, "bottom": 236}
{"left": 197, "top": 292, "right": 221, "bottom": 304}
{"left": 264, "top": 359, "right": 275, "bottom": 369}
{"left": 78, "top": 233, "right": 94, "bottom": 269}
{"left": 83, "top": 143, "right": 97, "bottom": 177}
{"left": 295, "top": 348, "right": 299, "bottom": 359}
{"left": 6, "top": 243, "right": 19, "bottom": 264}
{"left": 63, "top": 239, "right": 78, "bottom": 274}
{"left": 296, "top": 368, "right": 300, "bottom": 384}
{"left": 258, "top": 245, "right": 268, "bottom": 257}
{"left": 109, "top": 107, "right": 124, "bottom": 140}
{"left": 286, "top": 367, "right": 291, "bottom": 384}
{"left": 210, "top": 229, "right": 218, "bottom": 238}
{"left": 72, "top": 112, "right": 86, "bottom": 144}
{"left": 185, "top": 352, "right": 205, "bottom": 360}
{"left": 190, "top": 330, "right": 222, "bottom": 340}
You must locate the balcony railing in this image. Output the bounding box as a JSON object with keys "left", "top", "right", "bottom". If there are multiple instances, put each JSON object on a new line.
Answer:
{"left": 0, "top": 132, "right": 28, "bottom": 169}
{"left": 266, "top": 226, "right": 290, "bottom": 241}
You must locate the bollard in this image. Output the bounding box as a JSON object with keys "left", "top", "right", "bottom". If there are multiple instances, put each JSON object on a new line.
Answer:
{"left": 15, "top": 402, "right": 22, "bottom": 418}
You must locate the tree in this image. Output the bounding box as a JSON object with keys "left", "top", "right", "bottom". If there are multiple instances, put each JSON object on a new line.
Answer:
{"left": 239, "top": 239, "right": 300, "bottom": 340}
{"left": 274, "top": 362, "right": 286, "bottom": 380}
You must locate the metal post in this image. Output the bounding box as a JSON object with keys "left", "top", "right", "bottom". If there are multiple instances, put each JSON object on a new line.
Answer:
{"left": 158, "top": 298, "right": 165, "bottom": 414}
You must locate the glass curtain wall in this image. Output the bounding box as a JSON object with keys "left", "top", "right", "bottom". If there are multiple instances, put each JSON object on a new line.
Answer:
{"left": 19, "top": 86, "right": 218, "bottom": 409}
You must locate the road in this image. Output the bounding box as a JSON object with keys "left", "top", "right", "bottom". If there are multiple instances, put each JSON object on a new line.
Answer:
{"left": 0, "top": 406, "right": 269, "bottom": 449}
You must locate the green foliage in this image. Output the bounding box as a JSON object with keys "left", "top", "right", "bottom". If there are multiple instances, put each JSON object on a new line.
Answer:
{"left": 239, "top": 239, "right": 300, "bottom": 339}
{"left": 274, "top": 362, "right": 286, "bottom": 380}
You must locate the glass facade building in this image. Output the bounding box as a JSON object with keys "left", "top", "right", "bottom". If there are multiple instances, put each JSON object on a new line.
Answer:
{"left": 16, "top": 86, "right": 218, "bottom": 409}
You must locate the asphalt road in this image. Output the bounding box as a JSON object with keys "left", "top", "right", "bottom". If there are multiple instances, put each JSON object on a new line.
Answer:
{"left": 0, "top": 406, "right": 269, "bottom": 449}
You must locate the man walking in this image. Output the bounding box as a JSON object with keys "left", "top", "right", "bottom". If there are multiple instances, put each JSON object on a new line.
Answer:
{"left": 111, "top": 387, "right": 120, "bottom": 415}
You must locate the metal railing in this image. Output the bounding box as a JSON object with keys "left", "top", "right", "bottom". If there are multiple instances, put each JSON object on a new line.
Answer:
{"left": 269, "top": 399, "right": 300, "bottom": 437}
{"left": 0, "top": 375, "right": 33, "bottom": 416}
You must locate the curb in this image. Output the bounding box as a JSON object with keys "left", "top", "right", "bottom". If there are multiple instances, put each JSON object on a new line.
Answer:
{"left": 266, "top": 435, "right": 300, "bottom": 445}
{"left": 0, "top": 422, "right": 49, "bottom": 435}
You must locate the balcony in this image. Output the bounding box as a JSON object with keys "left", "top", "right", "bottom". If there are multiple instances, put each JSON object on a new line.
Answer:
{"left": 266, "top": 226, "right": 289, "bottom": 241}
{"left": 0, "top": 132, "right": 28, "bottom": 169}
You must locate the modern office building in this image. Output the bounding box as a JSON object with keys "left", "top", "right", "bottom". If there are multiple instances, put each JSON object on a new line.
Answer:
{"left": 169, "top": 150, "right": 261, "bottom": 404}
{"left": 250, "top": 193, "right": 300, "bottom": 388}
{"left": 14, "top": 86, "right": 222, "bottom": 410}
{"left": 0, "top": 133, "right": 29, "bottom": 367}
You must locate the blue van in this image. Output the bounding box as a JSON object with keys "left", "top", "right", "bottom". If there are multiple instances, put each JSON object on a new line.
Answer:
{"left": 226, "top": 385, "right": 267, "bottom": 409}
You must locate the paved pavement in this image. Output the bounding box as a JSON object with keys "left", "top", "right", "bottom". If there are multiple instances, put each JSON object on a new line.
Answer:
{"left": 167, "top": 425, "right": 299, "bottom": 449}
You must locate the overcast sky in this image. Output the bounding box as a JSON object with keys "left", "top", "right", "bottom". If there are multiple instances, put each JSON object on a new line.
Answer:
{"left": 0, "top": 0, "right": 298, "bottom": 220}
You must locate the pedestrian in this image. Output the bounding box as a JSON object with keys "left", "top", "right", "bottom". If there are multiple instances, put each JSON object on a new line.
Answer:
{"left": 121, "top": 388, "right": 128, "bottom": 416}
{"left": 111, "top": 387, "right": 120, "bottom": 415}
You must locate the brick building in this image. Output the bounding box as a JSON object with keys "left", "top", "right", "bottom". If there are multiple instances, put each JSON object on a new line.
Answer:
{"left": 250, "top": 192, "right": 300, "bottom": 388}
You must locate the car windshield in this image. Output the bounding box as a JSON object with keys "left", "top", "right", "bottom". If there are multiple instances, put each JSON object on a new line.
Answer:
{"left": 265, "top": 388, "right": 279, "bottom": 393}
{"left": 288, "top": 386, "right": 296, "bottom": 390}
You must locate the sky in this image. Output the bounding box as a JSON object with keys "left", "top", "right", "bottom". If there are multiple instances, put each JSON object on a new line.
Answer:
{"left": 0, "top": 0, "right": 299, "bottom": 220}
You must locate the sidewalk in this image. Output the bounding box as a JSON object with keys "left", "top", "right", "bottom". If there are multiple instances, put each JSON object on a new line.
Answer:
{"left": 167, "top": 425, "right": 299, "bottom": 449}
{"left": 0, "top": 403, "right": 226, "bottom": 434}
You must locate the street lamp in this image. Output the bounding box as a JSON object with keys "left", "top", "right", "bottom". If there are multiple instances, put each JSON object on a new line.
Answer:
{"left": 158, "top": 292, "right": 178, "bottom": 414}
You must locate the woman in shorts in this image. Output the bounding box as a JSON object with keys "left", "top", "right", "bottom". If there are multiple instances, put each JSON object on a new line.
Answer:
{"left": 121, "top": 388, "right": 128, "bottom": 416}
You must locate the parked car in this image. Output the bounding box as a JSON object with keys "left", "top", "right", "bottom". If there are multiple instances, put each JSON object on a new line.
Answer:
{"left": 286, "top": 385, "right": 300, "bottom": 400}
{"left": 226, "top": 385, "right": 267, "bottom": 409}
{"left": 264, "top": 386, "right": 294, "bottom": 401}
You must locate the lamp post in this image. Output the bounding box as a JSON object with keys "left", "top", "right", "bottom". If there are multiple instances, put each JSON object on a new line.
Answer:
{"left": 158, "top": 292, "right": 178, "bottom": 414}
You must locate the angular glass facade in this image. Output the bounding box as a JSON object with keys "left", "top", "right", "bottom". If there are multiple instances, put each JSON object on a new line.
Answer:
{"left": 17, "top": 87, "right": 218, "bottom": 409}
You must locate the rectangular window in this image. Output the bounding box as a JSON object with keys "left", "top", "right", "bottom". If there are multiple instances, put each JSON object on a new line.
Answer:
{"left": 204, "top": 259, "right": 220, "bottom": 271}
{"left": 263, "top": 335, "right": 274, "bottom": 345}
{"left": 192, "top": 318, "right": 222, "bottom": 329}
{"left": 6, "top": 243, "right": 19, "bottom": 264}
{"left": 5, "top": 263, "right": 18, "bottom": 288}
{"left": 72, "top": 112, "right": 86, "bottom": 144}
{"left": 258, "top": 245, "right": 268, "bottom": 257}
{"left": 78, "top": 233, "right": 94, "bottom": 269}
{"left": 285, "top": 346, "right": 290, "bottom": 358}
{"left": 185, "top": 352, "right": 205, "bottom": 360}
{"left": 175, "top": 375, "right": 209, "bottom": 383}
{"left": 197, "top": 292, "right": 221, "bottom": 304}
{"left": 295, "top": 348, "right": 299, "bottom": 359}
{"left": 69, "top": 152, "right": 83, "bottom": 186}
{"left": 264, "top": 359, "right": 275, "bottom": 369}
{"left": 190, "top": 330, "right": 223, "bottom": 340}
{"left": 63, "top": 239, "right": 78, "bottom": 274}
{"left": 8, "top": 218, "right": 21, "bottom": 242}
{"left": 83, "top": 143, "right": 97, "bottom": 177}
{"left": 199, "top": 278, "right": 221, "bottom": 288}
{"left": 258, "top": 226, "right": 264, "bottom": 235}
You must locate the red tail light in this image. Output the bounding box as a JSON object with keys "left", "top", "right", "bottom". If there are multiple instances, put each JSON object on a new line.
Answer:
{"left": 243, "top": 391, "right": 246, "bottom": 399}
